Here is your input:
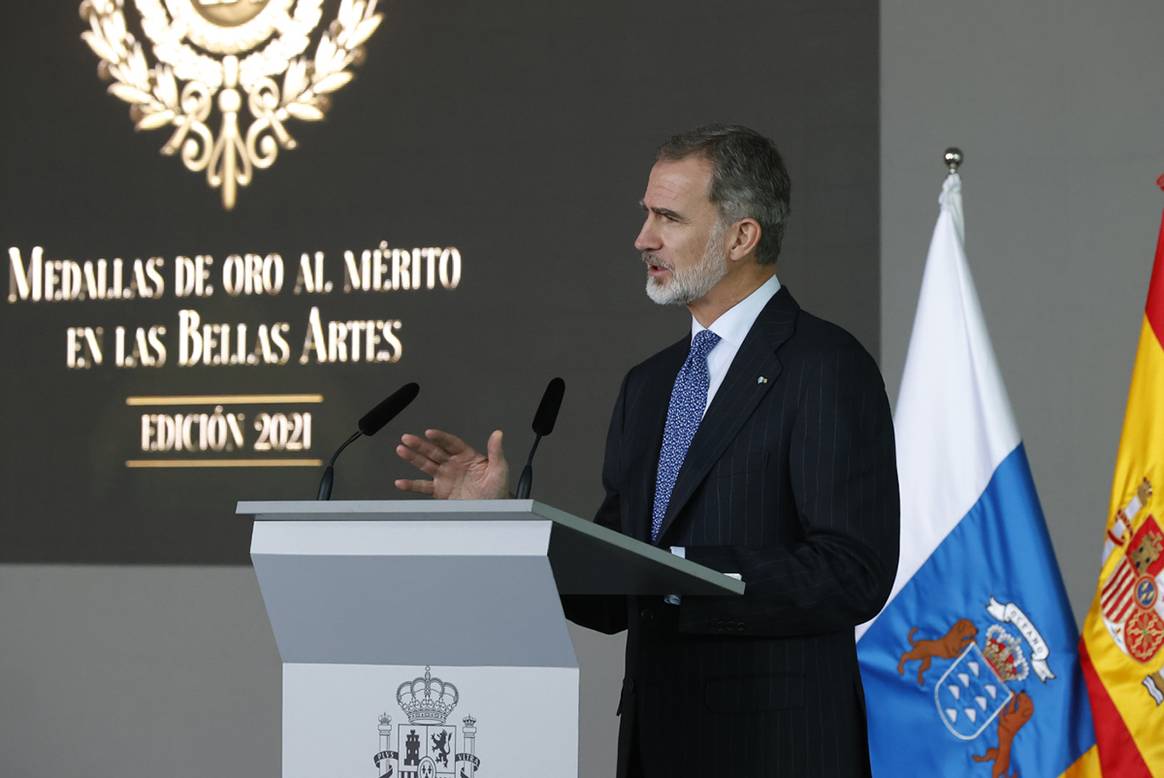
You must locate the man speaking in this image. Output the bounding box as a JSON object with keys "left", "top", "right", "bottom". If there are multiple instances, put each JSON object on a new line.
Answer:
{"left": 394, "top": 125, "right": 900, "bottom": 777}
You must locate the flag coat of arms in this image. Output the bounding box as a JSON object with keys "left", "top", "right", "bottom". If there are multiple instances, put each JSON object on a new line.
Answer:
{"left": 1079, "top": 205, "right": 1164, "bottom": 776}
{"left": 855, "top": 172, "right": 1098, "bottom": 776}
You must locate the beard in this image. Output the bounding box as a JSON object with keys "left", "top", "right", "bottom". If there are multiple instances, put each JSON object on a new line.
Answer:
{"left": 644, "top": 219, "right": 729, "bottom": 305}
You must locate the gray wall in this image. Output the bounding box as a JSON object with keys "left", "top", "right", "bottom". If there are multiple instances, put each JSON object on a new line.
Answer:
{"left": 881, "top": 0, "right": 1164, "bottom": 622}
{"left": 0, "top": 567, "right": 280, "bottom": 777}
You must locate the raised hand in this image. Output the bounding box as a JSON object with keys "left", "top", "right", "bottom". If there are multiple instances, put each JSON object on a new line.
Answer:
{"left": 394, "top": 428, "right": 510, "bottom": 500}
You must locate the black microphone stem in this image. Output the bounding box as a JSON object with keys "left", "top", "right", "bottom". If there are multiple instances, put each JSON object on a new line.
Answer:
{"left": 317, "top": 430, "right": 363, "bottom": 500}
{"left": 515, "top": 434, "right": 542, "bottom": 499}
{"left": 516, "top": 377, "right": 564, "bottom": 500}
{"left": 314, "top": 382, "right": 420, "bottom": 501}
{"left": 526, "top": 435, "right": 542, "bottom": 464}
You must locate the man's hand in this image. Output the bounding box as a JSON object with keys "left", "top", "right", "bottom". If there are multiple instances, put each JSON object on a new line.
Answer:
{"left": 394, "top": 429, "right": 510, "bottom": 500}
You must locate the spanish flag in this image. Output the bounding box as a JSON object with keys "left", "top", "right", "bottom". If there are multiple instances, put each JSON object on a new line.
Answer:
{"left": 1080, "top": 205, "right": 1164, "bottom": 776}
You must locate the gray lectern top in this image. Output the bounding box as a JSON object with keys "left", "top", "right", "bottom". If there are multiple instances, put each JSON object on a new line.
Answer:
{"left": 241, "top": 499, "right": 742, "bottom": 670}
{"left": 239, "top": 499, "right": 744, "bottom": 596}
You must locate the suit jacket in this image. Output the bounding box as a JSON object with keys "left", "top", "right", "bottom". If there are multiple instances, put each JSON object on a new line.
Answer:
{"left": 563, "top": 286, "right": 899, "bottom": 777}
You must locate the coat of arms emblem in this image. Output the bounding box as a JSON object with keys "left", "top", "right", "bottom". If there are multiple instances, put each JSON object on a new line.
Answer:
{"left": 1099, "top": 478, "right": 1164, "bottom": 665}
{"left": 1097, "top": 477, "right": 1164, "bottom": 704}
{"left": 373, "top": 667, "right": 482, "bottom": 778}
{"left": 898, "top": 598, "right": 1053, "bottom": 776}
{"left": 79, "top": 0, "right": 384, "bottom": 209}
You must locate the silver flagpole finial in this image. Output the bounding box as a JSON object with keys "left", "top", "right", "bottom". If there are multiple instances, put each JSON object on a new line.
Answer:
{"left": 944, "top": 147, "right": 964, "bottom": 174}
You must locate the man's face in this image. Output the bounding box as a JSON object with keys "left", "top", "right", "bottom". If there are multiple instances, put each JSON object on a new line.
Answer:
{"left": 635, "top": 155, "right": 729, "bottom": 305}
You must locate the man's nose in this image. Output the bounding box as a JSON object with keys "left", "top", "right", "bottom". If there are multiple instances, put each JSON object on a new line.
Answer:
{"left": 634, "top": 218, "right": 660, "bottom": 252}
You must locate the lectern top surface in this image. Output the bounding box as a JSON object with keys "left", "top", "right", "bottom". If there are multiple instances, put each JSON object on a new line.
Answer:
{"left": 240, "top": 499, "right": 745, "bottom": 596}
{"left": 238, "top": 498, "right": 542, "bottom": 518}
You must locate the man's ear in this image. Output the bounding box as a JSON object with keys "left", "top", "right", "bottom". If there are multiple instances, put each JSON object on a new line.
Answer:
{"left": 728, "top": 218, "right": 762, "bottom": 261}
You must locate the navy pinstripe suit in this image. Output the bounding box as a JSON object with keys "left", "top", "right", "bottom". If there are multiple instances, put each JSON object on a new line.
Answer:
{"left": 564, "top": 286, "right": 899, "bottom": 777}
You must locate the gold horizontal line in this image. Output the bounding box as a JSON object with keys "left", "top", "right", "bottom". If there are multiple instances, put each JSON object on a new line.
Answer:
{"left": 126, "top": 394, "right": 324, "bottom": 406}
{"left": 126, "top": 458, "right": 323, "bottom": 468}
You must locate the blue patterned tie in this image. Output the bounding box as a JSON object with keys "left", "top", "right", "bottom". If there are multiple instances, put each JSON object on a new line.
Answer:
{"left": 651, "top": 329, "right": 721, "bottom": 543}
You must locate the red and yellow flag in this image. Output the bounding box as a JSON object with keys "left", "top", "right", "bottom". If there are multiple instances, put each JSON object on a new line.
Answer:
{"left": 1080, "top": 206, "right": 1164, "bottom": 776}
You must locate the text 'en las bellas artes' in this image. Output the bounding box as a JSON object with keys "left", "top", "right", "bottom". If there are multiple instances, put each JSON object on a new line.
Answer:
{"left": 6, "top": 241, "right": 463, "bottom": 370}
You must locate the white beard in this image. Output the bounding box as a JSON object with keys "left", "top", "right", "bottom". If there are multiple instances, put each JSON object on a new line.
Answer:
{"left": 644, "top": 220, "right": 729, "bottom": 305}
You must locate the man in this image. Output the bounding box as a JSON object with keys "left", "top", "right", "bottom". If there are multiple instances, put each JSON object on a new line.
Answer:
{"left": 394, "top": 124, "right": 899, "bottom": 776}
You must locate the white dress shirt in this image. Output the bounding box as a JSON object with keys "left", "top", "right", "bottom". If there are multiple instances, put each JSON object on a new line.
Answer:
{"left": 692, "top": 274, "right": 781, "bottom": 414}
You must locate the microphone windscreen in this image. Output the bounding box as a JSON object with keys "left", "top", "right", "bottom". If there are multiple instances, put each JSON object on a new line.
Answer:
{"left": 357, "top": 382, "right": 420, "bottom": 436}
{"left": 531, "top": 377, "right": 566, "bottom": 437}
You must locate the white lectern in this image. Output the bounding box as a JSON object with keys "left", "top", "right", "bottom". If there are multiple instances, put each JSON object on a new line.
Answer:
{"left": 239, "top": 499, "right": 744, "bottom": 778}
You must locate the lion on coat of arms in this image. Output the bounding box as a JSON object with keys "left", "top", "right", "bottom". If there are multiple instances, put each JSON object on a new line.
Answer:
{"left": 898, "top": 619, "right": 979, "bottom": 684}
{"left": 971, "top": 691, "right": 1034, "bottom": 778}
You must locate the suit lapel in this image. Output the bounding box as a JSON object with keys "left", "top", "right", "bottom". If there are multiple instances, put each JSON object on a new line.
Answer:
{"left": 654, "top": 286, "right": 800, "bottom": 544}
{"left": 629, "top": 336, "right": 688, "bottom": 542}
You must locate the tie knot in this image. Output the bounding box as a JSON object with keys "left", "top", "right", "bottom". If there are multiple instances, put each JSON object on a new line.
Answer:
{"left": 690, "top": 329, "right": 720, "bottom": 359}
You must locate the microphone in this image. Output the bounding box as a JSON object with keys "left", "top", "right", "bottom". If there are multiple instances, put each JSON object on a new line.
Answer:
{"left": 515, "top": 377, "right": 565, "bottom": 499}
{"left": 317, "top": 382, "right": 420, "bottom": 500}
{"left": 358, "top": 383, "right": 421, "bottom": 437}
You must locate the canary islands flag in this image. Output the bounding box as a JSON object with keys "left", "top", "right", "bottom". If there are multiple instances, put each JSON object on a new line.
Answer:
{"left": 855, "top": 172, "right": 1098, "bottom": 776}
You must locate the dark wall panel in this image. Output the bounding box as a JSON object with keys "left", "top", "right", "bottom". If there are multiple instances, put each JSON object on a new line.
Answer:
{"left": 0, "top": 0, "right": 878, "bottom": 563}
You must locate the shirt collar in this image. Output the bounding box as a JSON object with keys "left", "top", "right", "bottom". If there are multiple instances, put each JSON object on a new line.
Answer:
{"left": 691, "top": 274, "right": 782, "bottom": 346}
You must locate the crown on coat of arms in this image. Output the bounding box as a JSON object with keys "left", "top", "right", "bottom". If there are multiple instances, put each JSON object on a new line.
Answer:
{"left": 983, "top": 625, "right": 1029, "bottom": 682}
{"left": 397, "top": 666, "right": 459, "bottom": 724}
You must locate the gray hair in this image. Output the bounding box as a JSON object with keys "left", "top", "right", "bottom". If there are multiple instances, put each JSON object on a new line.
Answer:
{"left": 656, "top": 124, "right": 791, "bottom": 265}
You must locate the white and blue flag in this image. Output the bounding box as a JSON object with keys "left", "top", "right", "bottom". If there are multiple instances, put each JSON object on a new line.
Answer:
{"left": 855, "top": 173, "right": 1096, "bottom": 776}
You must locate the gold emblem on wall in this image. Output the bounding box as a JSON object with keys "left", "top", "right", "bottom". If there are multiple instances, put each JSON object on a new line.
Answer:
{"left": 80, "top": 0, "right": 383, "bottom": 209}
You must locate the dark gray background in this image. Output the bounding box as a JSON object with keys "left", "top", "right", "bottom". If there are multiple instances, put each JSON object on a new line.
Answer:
{"left": 0, "top": 0, "right": 877, "bottom": 564}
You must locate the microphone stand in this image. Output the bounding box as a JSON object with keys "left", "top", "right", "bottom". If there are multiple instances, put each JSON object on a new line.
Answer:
{"left": 316, "top": 430, "right": 362, "bottom": 500}
{"left": 514, "top": 434, "right": 543, "bottom": 499}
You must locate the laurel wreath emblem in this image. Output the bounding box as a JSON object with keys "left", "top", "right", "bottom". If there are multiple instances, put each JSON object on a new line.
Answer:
{"left": 80, "top": 0, "right": 383, "bottom": 210}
